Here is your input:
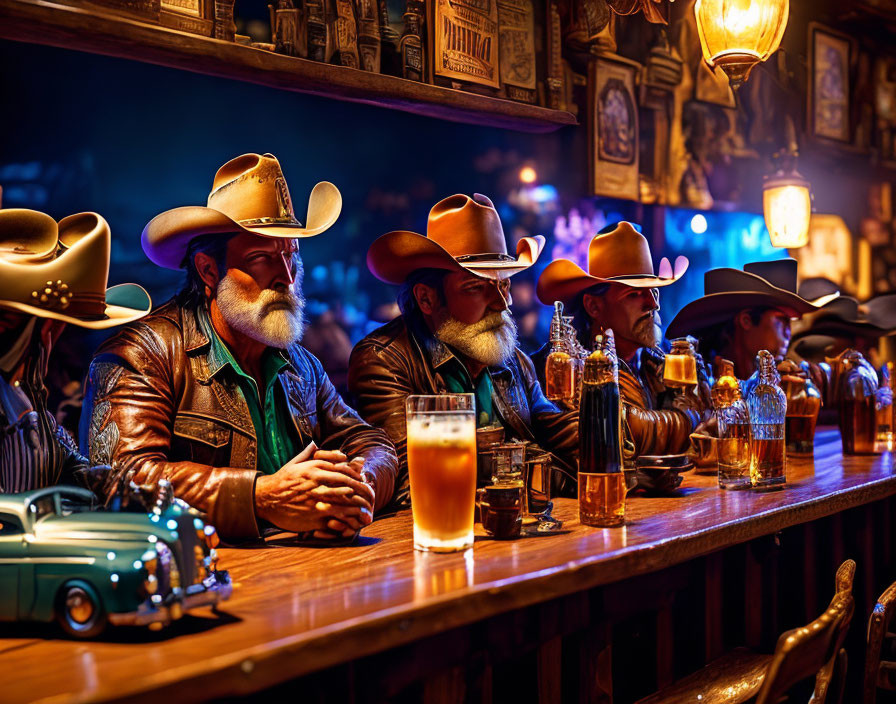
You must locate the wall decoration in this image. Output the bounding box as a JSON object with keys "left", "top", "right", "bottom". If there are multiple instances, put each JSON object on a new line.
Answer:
{"left": 808, "top": 23, "right": 852, "bottom": 144}
{"left": 432, "top": 0, "right": 501, "bottom": 89}
{"left": 497, "top": 0, "right": 536, "bottom": 102}
{"left": 588, "top": 55, "right": 640, "bottom": 200}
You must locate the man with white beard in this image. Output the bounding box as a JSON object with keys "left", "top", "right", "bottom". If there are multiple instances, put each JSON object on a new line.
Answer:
{"left": 80, "top": 154, "right": 398, "bottom": 541}
{"left": 348, "top": 194, "right": 579, "bottom": 510}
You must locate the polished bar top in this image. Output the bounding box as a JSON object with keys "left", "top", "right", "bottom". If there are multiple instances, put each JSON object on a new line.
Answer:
{"left": 1, "top": 429, "right": 893, "bottom": 703}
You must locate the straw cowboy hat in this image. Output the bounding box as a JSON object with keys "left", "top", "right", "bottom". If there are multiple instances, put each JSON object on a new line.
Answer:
{"left": 0, "top": 209, "right": 151, "bottom": 329}
{"left": 536, "top": 221, "right": 689, "bottom": 306}
{"left": 666, "top": 259, "right": 840, "bottom": 339}
{"left": 367, "top": 193, "right": 545, "bottom": 284}
{"left": 142, "top": 153, "right": 343, "bottom": 270}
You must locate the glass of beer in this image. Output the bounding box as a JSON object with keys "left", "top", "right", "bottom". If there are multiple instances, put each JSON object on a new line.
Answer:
{"left": 663, "top": 338, "right": 698, "bottom": 388}
{"left": 406, "top": 394, "right": 477, "bottom": 552}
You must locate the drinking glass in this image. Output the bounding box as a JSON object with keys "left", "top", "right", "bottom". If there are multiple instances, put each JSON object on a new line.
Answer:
{"left": 406, "top": 394, "right": 477, "bottom": 552}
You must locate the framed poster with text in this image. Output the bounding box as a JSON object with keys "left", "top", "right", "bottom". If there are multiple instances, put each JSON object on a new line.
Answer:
{"left": 808, "top": 23, "right": 853, "bottom": 144}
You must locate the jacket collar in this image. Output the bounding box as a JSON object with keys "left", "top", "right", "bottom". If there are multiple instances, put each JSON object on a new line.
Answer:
{"left": 187, "top": 304, "right": 292, "bottom": 382}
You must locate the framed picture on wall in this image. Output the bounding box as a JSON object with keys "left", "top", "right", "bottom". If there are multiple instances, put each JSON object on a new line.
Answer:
{"left": 808, "top": 23, "right": 853, "bottom": 144}
{"left": 588, "top": 55, "right": 640, "bottom": 201}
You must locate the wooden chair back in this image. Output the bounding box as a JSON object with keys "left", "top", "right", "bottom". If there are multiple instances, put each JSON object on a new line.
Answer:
{"left": 755, "top": 559, "right": 856, "bottom": 704}
{"left": 863, "top": 578, "right": 896, "bottom": 703}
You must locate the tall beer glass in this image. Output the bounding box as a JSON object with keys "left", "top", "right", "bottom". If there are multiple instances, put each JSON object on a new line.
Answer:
{"left": 406, "top": 394, "right": 477, "bottom": 552}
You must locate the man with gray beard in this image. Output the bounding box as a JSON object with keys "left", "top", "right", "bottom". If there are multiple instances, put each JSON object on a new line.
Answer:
{"left": 349, "top": 194, "right": 579, "bottom": 510}
{"left": 534, "top": 221, "right": 711, "bottom": 458}
{"left": 80, "top": 154, "right": 398, "bottom": 541}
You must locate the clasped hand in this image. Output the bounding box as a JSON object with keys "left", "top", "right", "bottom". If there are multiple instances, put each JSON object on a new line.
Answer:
{"left": 255, "top": 441, "right": 374, "bottom": 540}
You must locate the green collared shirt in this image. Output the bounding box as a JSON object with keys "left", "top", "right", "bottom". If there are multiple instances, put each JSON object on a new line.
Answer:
{"left": 438, "top": 356, "right": 495, "bottom": 428}
{"left": 198, "top": 307, "right": 301, "bottom": 475}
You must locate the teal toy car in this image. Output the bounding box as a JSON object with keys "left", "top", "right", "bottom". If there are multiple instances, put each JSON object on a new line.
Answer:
{"left": 0, "top": 484, "right": 232, "bottom": 638}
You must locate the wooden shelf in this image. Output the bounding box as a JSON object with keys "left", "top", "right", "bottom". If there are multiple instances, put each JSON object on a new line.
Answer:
{"left": 0, "top": 0, "right": 578, "bottom": 133}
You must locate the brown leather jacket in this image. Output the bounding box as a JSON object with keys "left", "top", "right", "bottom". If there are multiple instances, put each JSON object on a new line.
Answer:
{"left": 348, "top": 315, "right": 579, "bottom": 509}
{"left": 530, "top": 343, "right": 696, "bottom": 458}
{"left": 79, "top": 299, "right": 398, "bottom": 539}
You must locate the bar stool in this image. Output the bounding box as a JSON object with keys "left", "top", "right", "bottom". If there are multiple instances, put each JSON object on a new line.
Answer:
{"left": 635, "top": 559, "right": 856, "bottom": 704}
{"left": 863, "top": 579, "right": 896, "bottom": 703}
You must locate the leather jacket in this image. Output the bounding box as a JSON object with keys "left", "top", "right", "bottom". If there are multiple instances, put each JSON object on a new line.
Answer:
{"left": 348, "top": 315, "right": 579, "bottom": 509}
{"left": 80, "top": 299, "right": 398, "bottom": 539}
{"left": 531, "top": 342, "right": 697, "bottom": 458}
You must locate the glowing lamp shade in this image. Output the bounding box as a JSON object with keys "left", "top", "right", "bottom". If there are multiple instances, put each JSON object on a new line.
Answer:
{"left": 763, "top": 171, "right": 811, "bottom": 248}
{"left": 694, "top": 0, "right": 789, "bottom": 88}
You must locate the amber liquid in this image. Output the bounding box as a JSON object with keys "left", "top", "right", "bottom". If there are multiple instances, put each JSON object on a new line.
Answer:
{"left": 750, "top": 433, "right": 786, "bottom": 489}
{"left": 663, "top": 354, "right": 698, "bottom": 388}
{"left": 785, "top": 415, "right": 817, "bottom": 456}
{"left": 579, "top": 473, "right": 626, "bottom": 527}
{"left": 718, "top": 422, "right": 751, "bottom": 489}
{"left": 407, "top": 415, "right": 477, "bottom": 551}
{"left": 839, "top": 398, "right": 878, "bottom": 455}
{"left": 545, "top": 351, "right": 576, "bottom": 401}
{"left": 875, "top": 404, "right": 893, "bottom": 453}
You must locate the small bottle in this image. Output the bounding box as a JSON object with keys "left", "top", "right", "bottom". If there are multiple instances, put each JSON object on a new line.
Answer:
{"left": 876, "top": 363, "right": 894, "bottom": 453}
{"left": 712, "top": 359, "right": 751, "bottom": 490}
{"left": 838, "top": 350, "right": 880, "bottom": 455}
{"left": 747, "top": 350, "right": 787, "bottom": 490}
{"left": 664, "top": 338, "right": 699, "bottom": 388}
{"left": 578, "top": 329, "right": 625, "bottom": 527}
{"left": 545, "top": 302, "right": 576, "bottom": 402}
{"left": 779, "top": 359, "right": 822, "bottom": 456}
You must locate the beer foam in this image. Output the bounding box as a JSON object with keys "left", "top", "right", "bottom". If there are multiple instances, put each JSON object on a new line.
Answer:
{"left": 407, "top": 413, "right": 475, "bottom": 444}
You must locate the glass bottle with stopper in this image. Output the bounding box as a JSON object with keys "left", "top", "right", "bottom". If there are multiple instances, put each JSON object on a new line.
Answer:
{"left": 664, "top": 337, "right": 699, "bottom": 388}
{"left": 578, "top": 329, "right": 625, "bottom": 527}
{"left": 837, "top": 350, "right": 881, "bottom": 455}
{"left": 778, "top": 359, "right": 821, "bottom": 456}
{"left": 747, "top": 350, "right": 786, "bottom": 490}
{"left": 712, "top": 358, "right": 751, "bottom": 490}
{"left": 545, "top": 301, "right": 576, "bottom": 402}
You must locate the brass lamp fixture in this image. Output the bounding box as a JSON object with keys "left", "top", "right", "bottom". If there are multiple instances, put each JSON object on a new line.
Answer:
{"left": 694, "top": 0, "right": 789, "bottom": 89}
{"left": 763, "top": 124, "right": 811, "bottom": 249}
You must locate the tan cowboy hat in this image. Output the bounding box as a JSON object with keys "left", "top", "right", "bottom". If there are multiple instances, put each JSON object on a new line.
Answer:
{"left": 367, "top": 193, "right": 545, "bottom": 284}
{"left": 142, "top": 153, "right": 342, "bottom": 270}
{"left": 0, "top": 209, "right": 151, "bottom": 329}
{"left": 666, "top": 259, "right": 840, "bottom": 339}
{"left": 536, "top": 221, "right": 688, "bottom": 306}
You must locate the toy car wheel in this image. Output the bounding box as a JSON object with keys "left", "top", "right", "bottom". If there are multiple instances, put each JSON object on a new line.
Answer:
{"left": 56, "top": 581, "right": 107, "bottom": 638}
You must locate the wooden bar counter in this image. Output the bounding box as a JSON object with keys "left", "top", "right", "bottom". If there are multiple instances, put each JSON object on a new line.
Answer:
{"left": 2, "top": 429, "right": 894, "bottom": 703}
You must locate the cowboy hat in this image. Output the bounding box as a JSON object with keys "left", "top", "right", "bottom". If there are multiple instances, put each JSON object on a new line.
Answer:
{"left": 142, "top": 153, "right": 342, "bottom": 270}
{"left": 0, "top": 209, "right": 151, "bottom": 329}
{"left": 367, "top": 193, "right": 544, "bottom": 284}
{"left": 536, "top": 221, "right": 688, "bottom": 306}
{"left": 791, "top": 290, "right": 896, "bottom": 349}
{"left": 665, "top": 259, "right": 839, "bottom": 340}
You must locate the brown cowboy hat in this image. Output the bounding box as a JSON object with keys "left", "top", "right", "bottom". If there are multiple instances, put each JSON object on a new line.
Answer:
{"left": 0, "top": 209, "right": 151, "bottom": 329}
{"left": 536, "top": 221, "right": 688, "bottom": 306}
{"left": 142, "top": 153, "right": 342, "bottom": 270}
{"left": 666, "top": 259, "right": 840, "bottom": 339}
{"left": 792, "top": 290, "right": 896, "bottom": 347}
{"left": 366, "top": 193, "right": 545, "bottom": 285}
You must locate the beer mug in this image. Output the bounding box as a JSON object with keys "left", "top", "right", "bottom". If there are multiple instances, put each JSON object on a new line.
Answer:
{"left": 406, "top": 394, "right": 477, "bottom": 552}
{"left": 664, "top": 338, "right": 698, "bottom": 388}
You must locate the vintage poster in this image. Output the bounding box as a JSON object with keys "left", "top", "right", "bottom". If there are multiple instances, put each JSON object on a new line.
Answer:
{"left": 161, "top": 0, "right": 201, "bottom": 18}
{"left": 497, "top": 0, "right": 535, "bottom": 91}
{"left": 588, "top": 56, "right": 640, "bottom": 200}
{"left": 809, "top": 23, "right": 852, "bottom": 143}
{"left": 434, "top": 0, "right": 501, "bottom": 89}
{"left": 357, "top": 0, "right": 381, "bottom": 72}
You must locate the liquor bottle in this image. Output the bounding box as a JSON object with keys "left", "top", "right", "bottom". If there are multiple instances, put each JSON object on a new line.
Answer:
{"left": 879, "top": 362, "right": 895, "bottom": 452}
{"left": 779, "top": 359, "right": 822, "bottom": 456}
{"left": 564, "top": 315, "right": 586, "bottom": 401}
{"left": 399, "top": 0, "right": 426, "bottom": 82}
{"left": 747, "top": 350, "right": 787, "bottom": 490}
{"left": 711, "top": 359, "right": 751, "bottom": 490}
{"left": 838, "top": 350, "right": 880, "bottom": 455}
{"left": 545, "top": 302, "right": 575, "bottom": 402}
{"left": 578, "top": 329, "right": 625, "bottom": 527}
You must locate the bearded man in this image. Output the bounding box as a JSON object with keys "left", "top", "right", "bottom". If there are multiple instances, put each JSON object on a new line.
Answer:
{"left": 80, "top": 153, "right": 398, "bottom": 541}
{"left": 348, "top": 194, "right": 578, "bottom": 510}
{"left": 535, "top": 221, "right": 709, "bottom": 458}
